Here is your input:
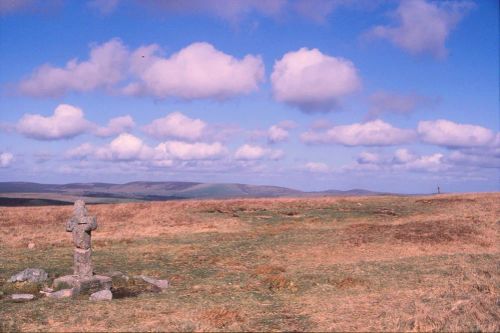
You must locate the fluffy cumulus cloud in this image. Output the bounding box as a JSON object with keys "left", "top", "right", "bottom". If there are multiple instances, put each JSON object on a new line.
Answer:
{"left": 143, "top": 112, "right": 206, "bottom": 141}
{"left": 17, "top": 39, "right": 263, "bottom": 101}
{"left": 357, "top": 151, "right": 381, "bottom": 164}
{"left": 417, "top": 119, "right": 496, "bottom": 148}
{"left": 19, "top": 39, "right": 129, "bottom": 97}
{"left": 304, "top": 162, "right": 329, "bottom": 173}
{"left": 66, "top": 143, "right": 96, "bottom": 159}
{"left": 94, "top": 115, "right": 135, "bottom": 137}
{"left": 367, "top": 91, "right": 438, "bottom": 119}
{"left": 155, "top": 141, "right": 226, "bottom": 160}
{"left": 301, "top": 120, "right": 415, "bottom": 146}
{"left": 271, "top": 47, "right": 361, "bottom": 112}
{"left": 95, "top": 133, "right": 153, "bottom": 161}
{"left": 124, "top": 42, "right": 264, "bottom": 100}
{"left": 268, "top": 125, "right": 288, "bottom": 143}
{"left": 446, "top": 149, "right": 500, "bottom": 169}
{"left": 369, "top": 0, "right": 474, "bottom": 58}
{"left": 351, "top": 149, "right": 447, "bottom": 173}
{"left": 234, "top": 144, "right": 283, "bottom": 160}
{"left": 16, "top": 104, "right": 93, "bottom": 140}
{"left": 0, "top": 152, "right": 14, "bottom": 167}
{"left": 267, "top": 120, "right": 297, "bottom": 144}
{"left": 67, "top": 133, "right": 227, "bottom": 163}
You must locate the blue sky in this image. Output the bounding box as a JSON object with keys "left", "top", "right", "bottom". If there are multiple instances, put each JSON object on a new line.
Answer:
{"left": 0, "top": 0, "right": 498, "bottom": 193}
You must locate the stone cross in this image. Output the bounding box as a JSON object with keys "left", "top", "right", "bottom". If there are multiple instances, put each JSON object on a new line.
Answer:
{"left": 66, "top": 200, "right": 97, "bottom": 278}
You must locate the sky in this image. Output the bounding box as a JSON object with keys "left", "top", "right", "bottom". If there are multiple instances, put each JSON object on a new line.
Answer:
{"left": 0, "top": 0, "right": 498, "bottom": 194}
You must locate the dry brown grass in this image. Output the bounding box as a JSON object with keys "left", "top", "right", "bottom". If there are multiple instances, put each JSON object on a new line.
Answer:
{"left": 0, "top": 193, "right": 499, "bottom": 332}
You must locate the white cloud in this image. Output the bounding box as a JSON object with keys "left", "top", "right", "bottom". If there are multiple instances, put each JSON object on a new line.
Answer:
{"left": 418, "top": 119, "right": 496, "bottom": 148}
{"left": 94, "top": 115, "right": 135, "bottom": 137}
{"left": 143, "top": 112, "right": 206, "bottom": 141}
{"left": 154, "top": 141, "right": 226, "bottom": 160}
{"left": 95, "top": 133, "right": 153, "bottom": 161}
{"left": 357, "top": 151, "right": 381, "bottom": 164}
{"left": 304, "top": 162, "right": 329, "bottom": 173}
{"left": 268, "top": 125, "right": 289, "bottom": 143}
{"left": 399, "top": 153, "right": 445, "bottom": 172}
{"left": 446, "top": 150, "right": 500, "bottom": 169}
{"left": 0, "top": 152, "right": 14, "bottom": 167}
{"left": 392, "top": 148, "right": 417, "bottom": 164}
{"left": 66, "top": 143, "right": 95, "bottom": 159}
{"left": 19, "top": 39, "right": 128, "bottom": 97}
{"left": 124, "top": 42, "right": 264, "bottom": 100}
{"left": 234, "top": 144, "right": 283, "bottom": 160}
{"left": 301, "top": 120, "right": 415, "bottom": 146}
{"left": 66, "top": 134, "right": 226, "bottom": 163}
{"left": 271, "top": 47, "right": 361, "bottom": 112}
{"left": 369, "top": 0, "right": 474, "bottom": 58}
{"left": 350, "top": 149, "right": 447, "bottom": 173}
{"left": 17, "top": 104, "right": 93, "bottom": 140}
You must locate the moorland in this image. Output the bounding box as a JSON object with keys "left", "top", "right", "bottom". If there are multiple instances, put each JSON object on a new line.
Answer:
{"left": 0, "top": 193, "right": 498, "bottom": 331}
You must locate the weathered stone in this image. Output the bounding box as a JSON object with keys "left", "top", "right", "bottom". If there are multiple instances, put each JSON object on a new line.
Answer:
{"left": 53, "top": 275, "right": 78, "bottom": 291}
{"left": 53, "top": 275, "right": 111, "bottom": 295}
{"left": 11, "top": 294, "right": 35, "bottom": 301}
{"left": 45, "top": 289, "right": 74, "bottom": 299}
{"left": 89, "top": 289, "right": 112, "bottom": 301}
{"left": 74, "top": 248, "right": 93, "bottom": 278}
{"left": 66, "top": 200, "right": 97, "bottom": 278}
{"left": 8, "top": 268, "right": 48, "bottom": 283}
{"left": 78, "top": 275, "right": 112, "bottom": 295}
{"left": 104, "top": 271, "right": 126, "bottom": 278}
{"left": 137, "top": 275, "right": 169, "bottom": 290}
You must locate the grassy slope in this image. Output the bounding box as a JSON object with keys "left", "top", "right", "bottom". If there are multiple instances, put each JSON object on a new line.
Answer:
{"left": 0, "top": 193, "right": 498, "bottom": 332}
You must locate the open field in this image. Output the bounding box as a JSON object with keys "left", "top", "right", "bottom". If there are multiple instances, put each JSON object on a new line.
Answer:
{"left": 0, "top": 193, "right": 499, "bottom": 332}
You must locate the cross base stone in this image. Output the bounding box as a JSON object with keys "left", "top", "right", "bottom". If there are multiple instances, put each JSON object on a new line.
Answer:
{"left": 53, "top": 275, "right": 112, "bottom": 296}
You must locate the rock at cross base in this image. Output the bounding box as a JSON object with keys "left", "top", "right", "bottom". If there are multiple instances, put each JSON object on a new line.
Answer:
{"left": 44, "top": 289, "right": 74, "bottom": 299}
{"left": 137, "top": 275, "right": 169, "bottom": 290}
{"left": 52, "top": 275, "right": 112, "bottom": 295}
{"left": 8, "top": 268, "right": 48, "bottom": 283}
{"left": 11, "top": 294, "right": 35, "bottom": 302}
{"left": 89, "top": 289, "right": 112, "bottom": 301}
{"left": 65, "top": 200, "right": 97, "bottom": 278}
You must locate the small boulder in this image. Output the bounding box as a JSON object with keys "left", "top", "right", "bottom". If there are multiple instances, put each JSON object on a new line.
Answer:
{"left": 89, "top": 289, "right": 112, "bottom": 301}
{"left": 45, "top": 289, "right": 74, "bottom": 299}
{"left": 28, "top": 242, "right": 36, "bottom": 249}
{"left": 11, "top": 294, "right": 35, "bottom": 302}
{"left": 137, "top": 275, "right": 169, "bottom": 290}
{"left": 8, "top": 268, "right": 48, "bottom": 283}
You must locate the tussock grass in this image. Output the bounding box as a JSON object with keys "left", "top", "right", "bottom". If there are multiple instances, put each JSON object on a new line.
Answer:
{"left": 0, "top": 193, "right": 498, "bottom": 331}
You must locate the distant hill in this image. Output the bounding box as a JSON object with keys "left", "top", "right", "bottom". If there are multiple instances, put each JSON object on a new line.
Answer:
{"left": 0, "top": 181, "right": 388, "bottom": 206}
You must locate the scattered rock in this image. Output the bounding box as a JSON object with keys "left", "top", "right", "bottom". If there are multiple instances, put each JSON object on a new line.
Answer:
{"left": 89, "top": 289, "right": 112, "bottom": 301}
{"left": 105, "top": 271, "right": 126, "bottom": 278}
{"left": 45, "top": 289, "right": 74, "bottom": 299}
{"left": 11, "top": 294, "right": 35, "bottom": 302}
{"left": 28, "top": 242, "right": 35, "bottom": 249}
{"left": 8, "top": 268, "right": 48, "bottom": 283}
{"left": 137, "top": 275, "right": 169, "bottom": 290}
